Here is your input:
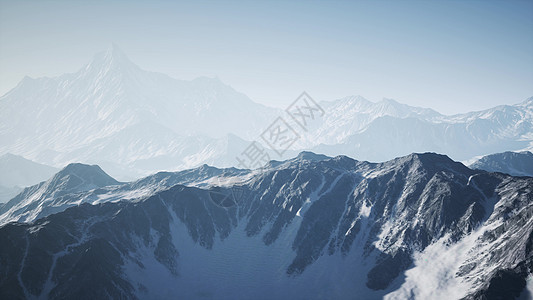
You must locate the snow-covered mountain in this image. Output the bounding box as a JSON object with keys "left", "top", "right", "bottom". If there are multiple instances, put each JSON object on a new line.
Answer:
{"left": 1, "top": 45, "right": 532, "bottom": 179}
{"left": 0, "top": 162, "right": 250, "bottom": 227}
{"left": 0, "top": 152, "right": 531, "bottom": 299}
{"left": 293, "top": 96, "right": 440, "bottom": 147}
{"left": 307, "top": 96, "right": 533, "bottom": 162}
{"left": 0, "top": 45, "right": 279, "bottom": 180}
{"left": 0, "top": 154, "right": 58, "bottom": 203}
{"left": 469, "top": 151, "right": 533, "bottom": 177}
{"left": 0, "top": 163, "right": 119, "bottom": 224}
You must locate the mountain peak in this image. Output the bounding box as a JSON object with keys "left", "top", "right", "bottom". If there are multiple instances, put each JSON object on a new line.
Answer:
{"left": 84, "top": 44, "right": 137, "bottom": 74}
{"left": 404, "top": 152, "right": 454, "bottom": 164}
{"left": 57, "top": 163, "right": 119, "bottom": 187}
{"left": 61, "top": 162, "right": 101, "bottom": 173}
{"left": 104, "top": 43, "right": 128, "bottom": 60}
{"left": 389, "top": 152, "right": 471, "bottom": 175}
{"left": 295, "top": 151, "right": 330, "bottom": 162}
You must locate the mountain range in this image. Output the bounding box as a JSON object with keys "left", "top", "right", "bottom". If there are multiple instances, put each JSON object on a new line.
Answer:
{"left": 0, "top": 152, "right": 532, "bottom": 299}
{"left": 0, "top": 45, "right": 532, "bottom": 181}
{"left": 1, "top": 47, "right": 532, "bottom": 299}
{"left": 311, "top": 96, "right": 533, "bottom": 163}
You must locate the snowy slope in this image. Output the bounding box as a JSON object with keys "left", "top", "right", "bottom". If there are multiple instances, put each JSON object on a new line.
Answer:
{"left": 0, "top": 163, "right": 119, "bottom": 224}
{"left": 0, "top": 152, "right": 531, "bottom": 299}
{"left": 469, "top": 151, "right": 533, "bottom": 177}
{"left": 0, "top": 163, "right": 250, "bottom": 226}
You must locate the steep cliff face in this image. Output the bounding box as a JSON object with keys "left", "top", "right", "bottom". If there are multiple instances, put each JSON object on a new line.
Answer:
{"left": 0, "top": 153, "right": 531, "bottom": 299}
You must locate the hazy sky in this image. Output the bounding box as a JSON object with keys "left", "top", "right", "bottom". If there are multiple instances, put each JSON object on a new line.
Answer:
{"left": 1, "top": 0, "right": 532, "bottom": 114}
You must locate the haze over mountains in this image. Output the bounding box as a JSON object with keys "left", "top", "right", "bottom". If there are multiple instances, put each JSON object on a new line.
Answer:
{"left": 1, "top": 45, "right": 532, "bottom": 299}
{"left": 0, "top": 154, "right": 58, "bottom": 203}
{"left": 312, "top": 96, "right": 533, "bottom": 162}
{"left": 0, "top": 45, "right": 280, "bottom": 180}
{"left": 0, "top": 45, "right": 532, "bottom": 182}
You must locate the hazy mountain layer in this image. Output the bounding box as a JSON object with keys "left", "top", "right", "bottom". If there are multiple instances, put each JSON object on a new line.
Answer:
{"left": 0, "top": 154, "right": 58, "bottom": 202}
{"left": 0, "top": 46, "right": 279, "bottom": 180}
{"left": 1, "top": 46, "right": 531, "bottom": 179}
{"left": 469, "top": 151, "right": 533, "bottom": 177}
{"left": 310, "top": 96, "right": 533, "bottom": 162}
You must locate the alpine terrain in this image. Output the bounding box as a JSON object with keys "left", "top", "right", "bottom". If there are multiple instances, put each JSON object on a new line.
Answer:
{"left": 0, "top": 152, "right": 531, "bottom": 299}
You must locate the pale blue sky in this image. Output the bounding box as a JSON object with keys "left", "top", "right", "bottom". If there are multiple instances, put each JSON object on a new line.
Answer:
{"left": 1, "top": 0, "right": 532, "bottom": 114}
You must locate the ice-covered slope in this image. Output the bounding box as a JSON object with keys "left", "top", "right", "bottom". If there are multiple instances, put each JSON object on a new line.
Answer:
{"left": 0, "top": 152, "right": 531, "bottom": 299}
{"left": 469, "top": 151, "right": 533, "bottom": 177}
{"left": 0, "top": 154, "right": 58, "bottom": 202}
